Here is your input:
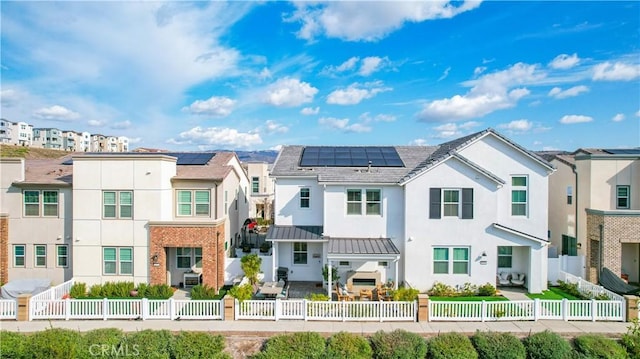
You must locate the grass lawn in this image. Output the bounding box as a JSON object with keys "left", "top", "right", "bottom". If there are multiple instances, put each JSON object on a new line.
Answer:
{"left": 526, "top": 286, "right": 580, "bottom": 300}
{"left": 429, "top": 296, "right": 509, "bottom": 301}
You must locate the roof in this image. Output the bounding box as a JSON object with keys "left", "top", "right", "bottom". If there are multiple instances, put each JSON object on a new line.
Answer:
{"left": 266, "top": 225, "right": 324, "bottom": 241}
{"left": 174, "top": 152, "right": 236, "bottom": 181}
{"left": 21, "top": 157, "right": 74, "bottom": 186}
{"left": 327, "top": 237, "right": 400, "bottom": 256}
{"left": 491, "top": 223, "right": 548, "bottom": 244}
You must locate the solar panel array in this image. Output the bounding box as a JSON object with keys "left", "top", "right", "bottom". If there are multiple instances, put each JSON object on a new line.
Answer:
{"left": 299, "top": 146, "right": 404, "bottom": 167}
{"left": 62, "top": 152, "right": 215, "bottom": 165}
{"left": 604, "top": 149, "right": 640, "bottom": 155}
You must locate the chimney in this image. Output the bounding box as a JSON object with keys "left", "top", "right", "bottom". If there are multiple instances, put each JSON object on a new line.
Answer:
{"left": 367, "top": 160, "right": 372, "bottom": 173}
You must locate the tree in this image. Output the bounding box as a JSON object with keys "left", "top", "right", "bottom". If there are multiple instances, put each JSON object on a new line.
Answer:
{"left": 241, "top": 254, "right": 262, "bottom": 284}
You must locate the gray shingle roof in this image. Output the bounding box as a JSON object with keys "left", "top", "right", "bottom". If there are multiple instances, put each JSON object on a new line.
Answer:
{"left": 327, "top": 237, "right": 400, "bottom": 256}
{"left": 266, "top": 225, "right": 324, "bottom": 241}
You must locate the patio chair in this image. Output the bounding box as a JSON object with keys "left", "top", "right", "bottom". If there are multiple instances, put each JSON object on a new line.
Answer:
{"left": 336, "top": 283, "right": 354, "bottom": 301}
{"left": 510, "top": 273, "right": 525, "bottom": 286}
{"left": 497, "top": 272, "right": 511, "bottom": 286}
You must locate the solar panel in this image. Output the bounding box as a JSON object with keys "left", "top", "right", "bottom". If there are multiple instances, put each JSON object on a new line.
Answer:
{"left": 604, "top": 149, "right": 640, "bottom": 155}
{"left": 299, "top": 146, "right": 404, "bottom": 167}
{"left": 61, "top": 152, "right": 216, "bottom": 165}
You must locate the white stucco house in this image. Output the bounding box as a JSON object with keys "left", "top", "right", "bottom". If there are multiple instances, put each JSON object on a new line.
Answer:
{"left": 267, "top": 129, "right": 555, "bottom": 294}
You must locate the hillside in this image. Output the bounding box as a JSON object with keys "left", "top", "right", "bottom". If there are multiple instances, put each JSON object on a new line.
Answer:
{"left": 0, "top": 145, "right": 71, "bottom": 159}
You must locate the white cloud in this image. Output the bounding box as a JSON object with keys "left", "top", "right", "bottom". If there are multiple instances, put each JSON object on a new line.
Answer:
{"left": 636, "top": 110, "right": 640, "bottom": 117}
{"left": 548, "top": 85, "right": 589, "bottom": 99}
{"left": 593, "top": 62, "right": 640, "bottom": 81}
{"left": 473, "top": 66, "right": 486, "bottom": 76}
{"left": 359, "top": 112, "right": 397, "bottom": 122}
{"left": 264, "top": 120, "right": 289, "bottom": 134}
{"left": 337, "top": 57, "right": 359, "bottom": 72}
{"left": 300, "top": 106, "right": 320, "bottom": 115}
{"left": 409, "top": 138, "right": 427, "bottom": 146}
{"left": 87, "top": 119, "right": 106, "bottom": 127}
{"left": 497, "top": 119, "right": 533, "bottom": 133}
{"left": 322, "top": 56, "right": 390, "bottom": 76}
{"left": 438, "top": 67, "right": 451, "bottom": 81}
{"left": 612, "top": 113, "right": 625, "bottom": 122}
{"left": 110, "top": 120, "right": 132, "bottom": 129}
{"left": 288, "top": 1, "right": 482, "bottom": 42}
{"left": 258, "top": 67, "right": 272, "bottom": 80}
{"left": 419, "top": 63, "right": 542, "bottom": 122}
{"left": 432, "top": 121, "right": 481, "bottom": 138}
{"left": 549, "top": 53, "right": 580, "bottom": 69}
{"left": 183, "top": 96, "right": 235, "bottom": 117}
{"left": 326, "top": 81, "right": 392, "bottom": 105}
{"left": 168, "top": 126, "right": 262, "bottom": 149}
{"left": 0, "top": 89, "right": 20, "bottom": 107}
{"left": 359, "top": 56, "right": 388, "bottom": 76}
{"left": 560, "top": 115, "right": 594, "bottom": 124}
{"left": 542, "top": 146, "right": 560, "bottom": 151}
{"left": 33, "top": 105, "right": 80, "bottom": 121}
{"left": 270, "top": 144, "right": 283, "bottom": 151}
{"left": 264, "top": 77, "right": 318, "bottom": 107}
{"left": 318, "top": 117, "right": 372, "bottom": 133}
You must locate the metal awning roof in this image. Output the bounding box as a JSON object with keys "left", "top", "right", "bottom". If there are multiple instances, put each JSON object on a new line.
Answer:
{"left": 327, "top": 237, "right": 400, "bottom": 260}
{"left": 266, "top": 225, "right": 325, "bottom": 242}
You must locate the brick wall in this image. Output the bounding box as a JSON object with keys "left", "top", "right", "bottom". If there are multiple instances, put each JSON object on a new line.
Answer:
{"left": 0, "top": 215, "right": 8, "bottom": 284}
{"left": 149, "top": 222, "right": 225, "bottom": 291}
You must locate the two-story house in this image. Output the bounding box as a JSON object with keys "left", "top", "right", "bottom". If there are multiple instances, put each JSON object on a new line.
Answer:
{"left": 546, "top": 149, "right": 640, "bottom": 283}
{"left": 267, "top": 129, "right": 554, "bottom": 294}
{"left": 243, "top": 162, "right": 275, "bottom": 220}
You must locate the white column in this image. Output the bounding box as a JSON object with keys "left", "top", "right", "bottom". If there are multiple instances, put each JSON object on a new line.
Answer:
{"left": 327, "top": 259, "right": 332, "bottom": 298}
{"left": 272, "top": 242, "right": 278, "bottom": 281}
{"left": 394, "top": 259, "right": 399, "bottom": 289}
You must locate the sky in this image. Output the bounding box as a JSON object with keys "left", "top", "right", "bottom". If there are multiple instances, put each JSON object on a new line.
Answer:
{"left": 1, "top": 1, "right": 639, "bottom": 152}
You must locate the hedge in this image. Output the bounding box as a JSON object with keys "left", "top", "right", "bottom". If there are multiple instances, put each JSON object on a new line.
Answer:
{"left": 428, "top": 332, "right": 478, "bottom": 359}
{"left": 572, "top": 334, "right": 628, "bottom": 359}
{"left": 471, "top": 331, "right": 525, "bottom": 359}
{"left": 325, "top": 331, "right": 373, "bottom": 359}
{"left": 523, "top": 330, "right": 573, "bottom": 359}
{"left": 251, "top": 332, "right": 326, "bottom": 359}
{"left": 370, "top": 329, "right": 428, "bottom": 359}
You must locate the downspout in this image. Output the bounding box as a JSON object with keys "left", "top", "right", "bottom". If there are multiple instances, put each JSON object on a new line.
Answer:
{"left": 571, "top": 163, "right": 581, "bottom": 276}
{"left": 214, "top": 183, "right": 218, "bottom": 219}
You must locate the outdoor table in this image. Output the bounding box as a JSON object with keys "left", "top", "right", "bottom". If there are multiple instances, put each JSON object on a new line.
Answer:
{"left": 359, "top": 288, "right": 373, "bottom": 300}
{"left": 259, "top": 281, "right": 284, "bottom": 297}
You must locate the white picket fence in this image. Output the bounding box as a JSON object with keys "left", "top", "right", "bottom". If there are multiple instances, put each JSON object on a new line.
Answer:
{"left": 236, "top": 299, "right": 417, "bottom": 322}
{"left": 429, "top": 298, "right": 624, "bottom": 322}
{"left": 29, "top": 298, "right": 224, "bottom": 321}
{"left": 0, "top": 300, "right": 17, "bottom": 319}
{"left": 559, "top": 271, "right": 624, "bottom": 301}
{"left": 30, "top": 279, "right": 75, "bottom": 302}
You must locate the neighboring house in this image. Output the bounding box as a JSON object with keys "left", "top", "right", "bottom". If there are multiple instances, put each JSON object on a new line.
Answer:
{"left": 0, "top": 119, "right": 11, "bottom": 144}
{"left": 117, "top": 136, "right": 129, "bottom": 152}
{"left": 33, "top": 128, "right": 63, "bottom": 150}
{"left": 243, "top": 162, "right": 274, "bottom": 220}
{"left": 0, "top": 152, "right": 250, "bottom": 292}
{"left": 8, "top": 122, "right": 33, "bottom": 146}
{"left": 267, "top": 129, "right": 555, "bottom": 294}
{"left": 61, "top": 131, "right": 78, "bottom": 152}
{"left": 544, "top": 149, "right": 640, "bottom": 283}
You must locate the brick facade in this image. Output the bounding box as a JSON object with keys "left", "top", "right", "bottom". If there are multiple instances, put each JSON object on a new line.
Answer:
{"left": 0, "top": 214, "right": 8, "bottom": 284}
{"left": 586, "top": 211, "right": 640, "bottom": 283}
{"left": 149, "top": 221, "right": 225, "bottom": 291}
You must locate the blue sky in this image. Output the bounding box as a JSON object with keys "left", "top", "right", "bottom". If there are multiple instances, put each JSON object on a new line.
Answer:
{"left": 1, "top": 1, "right": 639, "bottom": 151}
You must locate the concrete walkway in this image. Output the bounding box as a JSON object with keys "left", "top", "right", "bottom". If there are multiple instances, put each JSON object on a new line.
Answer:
{"left": 0, "top": 319, "right": 630, "bottom": 336}
{"left": 499, "top": 287, "right": 531, "bottom": 301}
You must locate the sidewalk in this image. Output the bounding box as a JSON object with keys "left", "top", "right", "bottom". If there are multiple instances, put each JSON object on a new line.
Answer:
{"left": 0, "top": 319, "right": 630, "bottom": 336}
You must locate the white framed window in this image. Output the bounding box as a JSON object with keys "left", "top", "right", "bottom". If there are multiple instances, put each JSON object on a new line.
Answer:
{"left": 13, "top": 245, "right": 25, "bottom": 267}
{"left": 433, "top": 247, "right": 469, "bottom": 274}
{"left": 252, "top": 177, "right": 259, "bottom": 194}
{"left": 300, "top": 187, "right": 310, "bottom": 208}
{"left": 176, "top": 248, "right": 192, "bottom": 269}
{"left": 103, "top": 247, "right": 133, "bottom": 275}
{"left": 511, "top": 176, "right": 528, "bottom": 216}
{"left": 293, "top": 242, "right": 307, "bottom": 265}
{"left": 23, "top": 190, "right": 58, "bottom": 217}
{"left": 103, "top": 191, "right": 133, "bottom": 219}
{"left": 338, "top": 261, "right": 350, "bottom": 266}
{"left": 443, "top": 189, "right": 460, "bottom": 217}
{"left": 56, "top": 245, "right": 68, "bottom": 267}
{"left": 378, "top": 261, "right": 389, "bottom": 267}
{"left": 347, "top": 189, "right": 382, "bottom": 215}
{"left": 34, "top": 245, "right": 46, "bottom": 267}
{"left": 498, "top": 246, "right": 512, "bottom": 268}
{"left": 224, "top": 190, "right": 228, "bottom": 215}
{"left": 617, "top": 185, "right": 630, "bottom": 209}
{"left": 366, "top": 189, "right": 381, "bottom": 215}
{"left": 567, "top": 186, "right": 573, "bottom": 205}
{"left": 176, "top": 190, "right": 210, "bottom": 216}
{"left": 346, "top": 189, "right": 362, "bottom": 215}
{"left": 195, "top": 248, "right": 203, "bottom": 268}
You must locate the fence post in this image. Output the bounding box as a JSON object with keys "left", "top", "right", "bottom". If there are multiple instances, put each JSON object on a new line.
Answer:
{"left": 590, "top": 299, "right": 597, "bottom": 322}
{"left": 65, "top": 298, "right": 71, "bottom": 321}
{"left": 481, "top": 301, "right": 486, "bottom": 322}
{"left": 103, "top": 298, "right": 108, "bottom": 321}
{"left": 141, "top": 298, "right": 148, "bottom": 321}
{"left": 379, "top": 301, "right": 383, "bottom": 322}
{"left": 417, "top": 294, "right": 429, "bottom": 322}
{"left": 342, "top": 300, "right": 346, "bottom": 322}
{"left": 303, "top": 299, "right": 308, "bottom": 321}
{"left": 223, "top": 295, "right": 235, "bottom": 321}
{"left": 168, "top": 298, "right": 175, "bottom": 320}
{"left": 18, "top": 294, "right": 31, "bottom": 321}
{"left": 562, "top": 298, "right": 568, "bottom": 321}
{"left": 274, "top": 299, "right": 280, "bottom": 321}
{"left": 624, "top": 295, "right": 638, "bottom": 322}
{"left": 533, "top": 299, "right": 539, "bottom": 321}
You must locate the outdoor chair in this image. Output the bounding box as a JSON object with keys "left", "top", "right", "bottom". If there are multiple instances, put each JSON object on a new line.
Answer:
{"left": 336, "top": 283, "right": 354, "bottom": 301}
{"left": 497, "top": 272, "right": 511, "bottom": 286}
{"left": 510, "top": 273, "right": 526, "bottom": 286}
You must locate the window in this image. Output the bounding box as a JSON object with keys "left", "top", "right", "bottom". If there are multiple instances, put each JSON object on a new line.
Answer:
{"left": 34, "top": 245, "right": 46, "bottom": 267}
{"left": 378, "top": 261, "right": 389, "bottom": 267}
{"left": 176, "top": 190, "right": 210, "bottom": 216}
{"left": 433, "top": 247, "right": 469, "bottom": 274}
{"left": 103, "top": 247, "right": 133, "bottom": 275}
{"left": 511, "top": 176, "right": 528, "bottom": 216}
{"left": 13, "top": 245, "right": 25, "bottom": 267}
{"left": 293, "top": 242, "right": 307, "bottom": 265}
{"left": 430, "top": 188, "right": 473, "bottom": 219}
{"left": 23, "top": 190, "right": 58, "bottom": 217}
{"left": 567, "top": 186, "right": 573, "bottom": 205}
{"left": 56, "top": 245, "right": 68, "bottom": 267}
{"left": 299, "top": 187, "right": 310, "bottom": 208}
{"left": 103, "top": 191, "right": 133, "bottom": 219}
{"left": 366, "top": 189, "right": 381, "bottom": 215}
{"left": 338, "top": 261, "right": 350, "bottom": 266}
{"left": 177, "top": 248, "right": 192, "bottom": 269}
{"left": 498, "top": 246, "right": 512, "bottom": 268}
{"left": 617, "top": 186, "right": 630, "bottom": 209}
{"left": 252, "top": 177, "right": 259, "bottom": 194}
{"left": 224, "top": 191, "right": 228, "bottom": 215}
{"left": 346, "top": 189, "right": 362, "bottom": 215}
{"left": 562, "top": 235, "right": 577, "bottom": 256}
{"left": 195, "top": 248, "right": 203, "bottom": 268}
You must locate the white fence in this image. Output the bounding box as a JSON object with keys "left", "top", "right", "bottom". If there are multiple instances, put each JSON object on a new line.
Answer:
{"left": 429, "top": 299, "right": 624, "bottom": 322}
{"left": 0, "top": 300, "right": 17, "bottom": 319}
{"left": 559, "top": 271, "right": 624, "bottom": 302}
{"left": 29, "top": 298, "right": 223, "bottom": 321}
{"left": 236, "top": 299, "right": 417, "bottom": 322}
{"left": 548, "top": 255, "right": 586, "bottom": 281}
{"left": 30, "top": 279, "right": 74, "bottom": 302}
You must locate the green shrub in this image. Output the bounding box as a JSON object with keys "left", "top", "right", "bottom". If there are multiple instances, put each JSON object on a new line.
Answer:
{"left": 326, "top": 331, "right": 373, "bottom": 359}
{"left": 88, "top": 284, "right": 103, "bottom": 298}
{"left": 229, "top": 283, "right": 253, "bottom": 302}
{"left": 458, "top": 282, "right": 478, "bottom": 297}
{"left": 69, "top": 282, "right": 87, "bottom": 298}
{"left": 29, "top": 328, "right": 83, "bottom": 359}
{"left": 621, "top": 319, "right": 640, "bottom": 358}
{"left": 123, "top": 329, "right": 175, "bottom": 359}
{"left": 573, "top": 334, "right": 628, "bottom": 359}
{"left": 79, "top": 328, "right": 125, "bottom": 358}
{"left": 174, "top": 332, "right": 230, "bottom": 359}
{"left": 191, "top": 285, "right": 219, "bottom": 300}
{"left": 471, "top": 331, "right": 525, "bottom": 359}
{"left": 391, "top": 287, "right": 420, "bottom": 301}
{"left": 142, "top": 284, "right": 173, "bottom": 299}
{"left": 523, "top": 330, "right": 573, "bottom": 359}
{"left": 428, "top": 332, "right": 478, "bottom": 359}
{"left": 240, "top": 254, "right": 262, "bottom": 285}
{"left": 556, "top": 280, "right": 584, "bottom": 299}
{"left": 428, "top": 282, "right": 457, "bottom": 297}
{"left": 308, "top": 293, "right": 330, "bottom": 301}
{"left": 252, "top": 332, "right": 325, "bottom": 359}
{"left": 370, "top": 329, "right": 427, "bottom": 359}
{"left": 477, "top": 283, "right": 497, "bottom": 297}
{"left": 0, "top": 330, "right": 29, "bottom": 359}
